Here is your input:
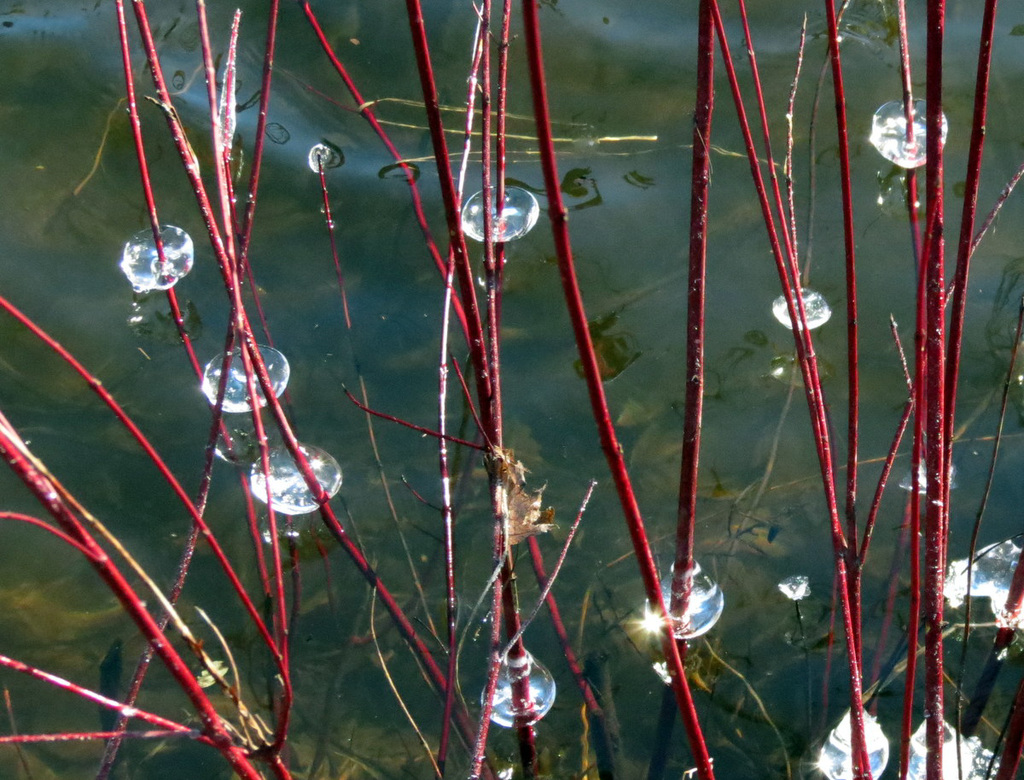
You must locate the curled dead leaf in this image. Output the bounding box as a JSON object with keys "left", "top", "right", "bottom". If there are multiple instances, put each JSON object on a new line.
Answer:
{"left": 486, "top": 446, "right": 556, "bottom": 548}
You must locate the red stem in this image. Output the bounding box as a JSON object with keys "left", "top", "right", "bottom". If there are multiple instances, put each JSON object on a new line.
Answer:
{"left": 520, "top": 2, "right": 715, "bottom": 777}
{"left": 403, "top": 0, "right": 494, "bottom": 432}
{"left": 821, "top": 0, "right": 862, "bottom": 623}
{"left": 295, "top": 2, "right": 474, "bottom": 343}
{"left": 994, "top": 675, "right": 1024, "bottom": 780}
{"left": 712, "top": 0, "right": 870, "bottom": 772}
{"left": 944, "top": 0, "right": 999, "bottom": 491}
{"left": 0, "top": 429, "right": 265, "bottom": 779}
{"left": 671, "top": 0, "right": 714, "bottom": 644}
{"left": 0, "top": 653, "right": 197, "bottom": 738}
{"left": 922, "top": 3, "right": 948, "bottom": 776}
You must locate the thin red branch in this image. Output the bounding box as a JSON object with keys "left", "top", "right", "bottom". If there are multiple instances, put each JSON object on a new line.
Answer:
{"left": 521, "top": 1, "right": 714, "bottom": 777}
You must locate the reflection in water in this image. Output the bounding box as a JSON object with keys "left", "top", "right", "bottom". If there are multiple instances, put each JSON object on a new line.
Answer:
{"left": 575, "top": 310, "right": 641, "bottom": 381}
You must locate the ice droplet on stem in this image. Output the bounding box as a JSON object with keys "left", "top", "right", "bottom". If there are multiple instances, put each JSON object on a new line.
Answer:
{"left": 307, "top": 142, "right": 344, "bottom": 173}
{"left": 648, "top": 560, "right": 725, "bottom": 640}
{"left": 120, "top": 225, "right": 194, "bottom": 293}
{"left": 906, "top": 719, "right": 998, "bottom": 779}
{"left": 817, "top": 708, "right": 889, "bottom": 780}
{"left": 461, "top": 187, "right": 540, "bottom": 243}
{"left": 869, "top": 99, "right": 948, "bottom": 169}
{"left": 778, "top": 574, "right": 811, "bottom": 601}
{"left": 249, "top": 443, "right": 342, "bottom": 516}
{"left": 484, "top": 649, "right": 556, "bottom": 728}
{"left": 771, "top": 288, "right": 831, "bottom": 331}
{"left": 945, "top": 538, "right": 1022, "bottom": 620}
{"left": 201, "top": 345, "right": 290, "bottom": 414}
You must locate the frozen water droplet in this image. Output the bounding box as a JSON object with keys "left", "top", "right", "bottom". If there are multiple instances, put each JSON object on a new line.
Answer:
{"left": 870, "top": 99, "right": 948, "bottom": 169}
{"left": 817, "top": 709, "right": 889, "bottom": 780}
{"left": 652, "top": 660, "right": 672, "bottom": 685}
{"left": 778, "top": 575, "right": 811, "bottom": 601}
{"left": 945, "top": 538, "right": 1022, "bottom": 616}
{"left": 201, "top": 345, "right": 290, "bottom": 413}
{"left": 307, "top": 142, "right": 343, "bottom": 172}
{"left": 772, "top": 288, "right": 831, "bottom": 330}
{"left": 485, "top": 650, "right": 556, "bottom": 728}
{"left": 461, "top": 187, "right": 540, "bottom": 242}
{"left": 120, "top": 225, "right": 194, "bottom": 293}
{"left": 907, "top": 719, "right": 998, "bottom": 779}
{"left": 653, "top": 560, "right": 725, "bottom": 640}
{"left": 249, "top": 443, "right": 343, "bottom": 515}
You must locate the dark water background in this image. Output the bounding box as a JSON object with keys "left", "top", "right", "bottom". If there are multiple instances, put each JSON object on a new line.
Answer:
{"left": 3, "top": 0, "right": 1024, "bottom": 777}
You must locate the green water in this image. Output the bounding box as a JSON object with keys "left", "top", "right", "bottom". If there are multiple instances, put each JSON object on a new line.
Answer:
{"left": 2, "top": 0, "right": 1024, "bottom": 777}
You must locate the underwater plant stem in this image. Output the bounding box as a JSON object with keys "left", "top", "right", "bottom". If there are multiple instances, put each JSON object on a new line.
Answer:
{"left": 521, "top": 1, "right": 715, "bottom": 777}
{"left": 958, "top": 295, "right": 1023, "bottom": 735}
{"left": 994, "top": 675, "right": 1024, "bottom": 780}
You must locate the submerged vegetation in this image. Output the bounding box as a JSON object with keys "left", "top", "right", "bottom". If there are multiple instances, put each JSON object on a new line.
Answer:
{"left": 3, "top": 0, "right": 1024, "bottom": 778}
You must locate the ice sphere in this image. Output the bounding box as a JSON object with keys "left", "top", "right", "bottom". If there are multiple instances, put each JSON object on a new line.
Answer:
{"left": 461, "top": 186, "right": 540, "bottom": 242}
{"left": 307, "top": 142, "right": 343, "bottom": 172}
{"left": 945, "top": 539, "right": 1022, "bottom": 619}
{"left": 906, "top": 719, "right": 998, "bottom": 780}
{"left": 249, "top": 443, "right": 343, "bottom": 516}
{"left": 120, "top": 225, "right": 194, "bottom": 293}
{"left": 778, "top": 574, "right": 811, "bottom": 601}
{"left": 899, "top": 461, "right": 958, "bottom": 494}
{"left": 651, "top": 560, "right": 725, "bottom": 640}
{"left": 201, "top": 345, "right": 290, "bottom": 414}
{"left": 771, "top": 288, "right": 831, "bottom": 330}
{"left": 817, "top": 709, "right": 889, "bottom": 780}
{"left": 485, "top": 650, "right": 556, "bottom": 728}
{"left": 870, "top": 99, "right": 948, "bottom": 169}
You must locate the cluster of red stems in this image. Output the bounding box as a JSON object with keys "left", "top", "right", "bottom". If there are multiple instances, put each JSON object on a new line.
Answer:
{"left": 2, "top": 0, "right": 1024, "bottom": 778}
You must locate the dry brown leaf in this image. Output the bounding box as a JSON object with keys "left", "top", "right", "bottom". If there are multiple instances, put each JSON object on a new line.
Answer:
{"left": 486, "top": 446, "right": 556, "bottom": 548}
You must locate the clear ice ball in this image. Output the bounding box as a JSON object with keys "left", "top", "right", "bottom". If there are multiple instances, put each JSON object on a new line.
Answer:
{"left": 778, "top": 574, "right": 811, "bottom": 601}
{"left": 817, "top": 709, "right": 889, "bottom": 780}
{"left": 945, "top": 538, "right": 1022, "bottom": 619}
{"left": 485, "top": 650, "right": 557, "bottom": 728}
{"left": 249, "top": 443, "right": 343, "bottom": 516}
{"left": 907, "top": 719, "right": 998, "bottom": 780}
{"left": 869, "top": 99, "right": 948, "bottom": 169}
{"left": 461, "top": 186, "right": 540, "bottom": 243}
{"left": 201, "top": 345, "right": 290, "bottom": 414}
{"left": 307, "top": 142, "right": 344, "bottom": 172}
{"left": 655, "top": 560, "right": 725, "bottom": 640}
{"left": 120, "top": 225, "right": 194, "bottom": 293}
{"left": 772, "top": 288, "right": 831, "bottom": 331}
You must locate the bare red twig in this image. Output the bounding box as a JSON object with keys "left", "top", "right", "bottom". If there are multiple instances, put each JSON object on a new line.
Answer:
{"left": 521, "top": 1, "right": 714, "bottom": 777}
